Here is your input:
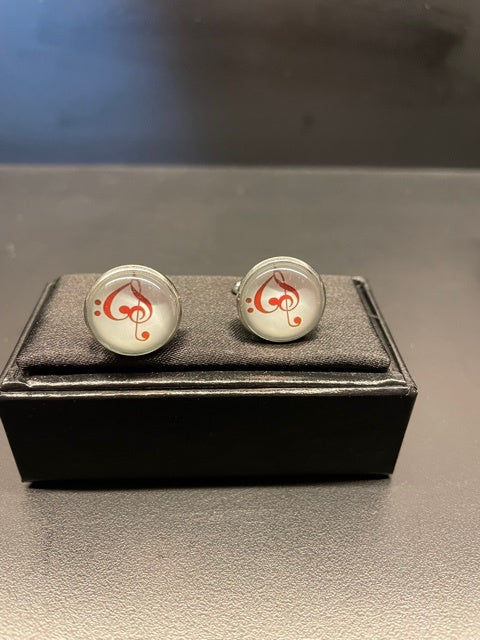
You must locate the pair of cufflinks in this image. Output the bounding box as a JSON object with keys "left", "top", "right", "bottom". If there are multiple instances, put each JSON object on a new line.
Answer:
{"left": 84, "top": 257, "right": 326, "bottom": 356}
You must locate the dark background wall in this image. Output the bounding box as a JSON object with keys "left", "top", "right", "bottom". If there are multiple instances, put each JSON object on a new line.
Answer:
{"left": 1, "top": 0, "right": 479, "bottom": 166}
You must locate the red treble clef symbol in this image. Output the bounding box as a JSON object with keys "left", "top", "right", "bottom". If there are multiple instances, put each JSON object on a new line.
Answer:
{"left": 247, "top": 270, "right": 302, "bottom": 328}
{"left": 94, "top": 279, "right": 153, "bottom": 341}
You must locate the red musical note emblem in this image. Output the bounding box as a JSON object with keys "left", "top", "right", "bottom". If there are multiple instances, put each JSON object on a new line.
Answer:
{"left": 246, "top": 270, "right": 302, "bottom": 328}
{"left": 94, "top": 279, "right": 153, "bottom": 342}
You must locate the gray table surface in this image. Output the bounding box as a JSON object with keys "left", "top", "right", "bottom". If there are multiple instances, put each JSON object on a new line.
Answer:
{"left": 0, "top": 165, "right": 479, "bottom": 640}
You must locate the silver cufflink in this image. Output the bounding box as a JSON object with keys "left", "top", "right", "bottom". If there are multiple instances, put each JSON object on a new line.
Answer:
{"left": 232, "top": 256, "right": 326, "bottom": 342}
{"left": 84, "top": 265, "right": 181, "bottom": 356}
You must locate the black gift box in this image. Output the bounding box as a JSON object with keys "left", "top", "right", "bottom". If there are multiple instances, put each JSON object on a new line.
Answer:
{"left": 0, "top": 274, "right": 417, "bottom": 483}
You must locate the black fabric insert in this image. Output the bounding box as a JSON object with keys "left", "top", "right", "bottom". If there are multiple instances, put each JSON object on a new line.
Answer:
{"left": 16, "top": 274, "right": 390, "bottom": 373}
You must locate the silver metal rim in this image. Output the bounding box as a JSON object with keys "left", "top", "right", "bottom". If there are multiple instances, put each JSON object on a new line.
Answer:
{"left": 84, "top": 264, "right": 182, "bottom": 356}
{"left": 235, "top": 256, "right": 326, "bottom": 342}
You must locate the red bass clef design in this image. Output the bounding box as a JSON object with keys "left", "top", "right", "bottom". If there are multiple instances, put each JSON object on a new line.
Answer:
{"left": 248, "top": 270, "right": 302, "bottom": 328}
{"left": 95, "top": 279, "right": 153, "bottom": 342}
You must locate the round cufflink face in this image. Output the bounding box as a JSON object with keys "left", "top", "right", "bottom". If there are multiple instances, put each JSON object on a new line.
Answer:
{"left": 84, "top": 265, "right": 181, "bottom": 356}
{"left": 235, "top": 256, "right": 326, "bottom": 342}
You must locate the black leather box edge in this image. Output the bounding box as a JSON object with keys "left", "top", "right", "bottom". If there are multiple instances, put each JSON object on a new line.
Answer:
{"left": 0, "top": 277, "right": 417, "bottom": 483}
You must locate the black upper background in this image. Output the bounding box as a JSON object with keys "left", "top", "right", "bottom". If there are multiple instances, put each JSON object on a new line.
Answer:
{"left": 1, "top": 0, "right": 479, "bottom": 166}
